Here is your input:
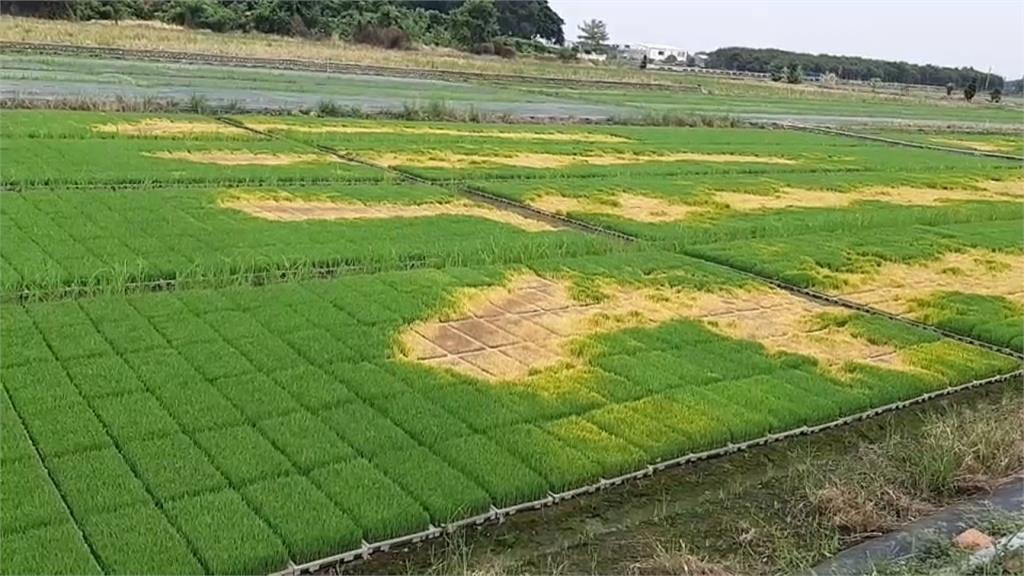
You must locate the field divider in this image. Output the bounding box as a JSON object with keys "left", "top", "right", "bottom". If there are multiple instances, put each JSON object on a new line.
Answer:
{"left": 214, "top": 115, "right": 1023, "bottom": 362}
{"left": 767, "top": 121, "right": 1024, "bottom": 162}
{"left": 274, "top": 368, "right": 1023, "bottom": 576}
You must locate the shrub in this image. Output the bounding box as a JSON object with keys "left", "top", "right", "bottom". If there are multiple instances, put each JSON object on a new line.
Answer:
{"left": 352, "top": 25, "right": 411, "bottom": 50}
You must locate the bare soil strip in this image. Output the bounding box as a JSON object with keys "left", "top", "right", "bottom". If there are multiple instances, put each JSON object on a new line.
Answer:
{"left": 528, "top": 181, "right": 1023, "bottom": 223}
{"left": 398, "top": 273, "right": 911, "bottom": 381}
{"left": 220, "top": 196, "right": 560, "bottom": 232}
{"left": 836, "top": 250, "right": 1024, "bottom": 316}
{"left": 143, "top": 150, "right": 340, "bottom": 165}
{"left": 91, "top": 119, "right": 249, "bottom": 136}
{"left": 366, "top": 151, "right": 797, "bottom": 169}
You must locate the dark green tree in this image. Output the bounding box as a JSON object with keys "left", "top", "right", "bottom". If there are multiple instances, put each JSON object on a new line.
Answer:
{"left": 964, "top": 79, "right": 977, "bottom": 101}
{"left": 785, "top": 63, "right": 802, "bottom": 84}
{"left": 448, "top": 0, "right": 499, "bottom": 50}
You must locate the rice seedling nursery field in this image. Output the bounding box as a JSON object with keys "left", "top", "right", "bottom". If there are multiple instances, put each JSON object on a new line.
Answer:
{"left": 1, "top": 110, "right": 1021, "bottom": 575}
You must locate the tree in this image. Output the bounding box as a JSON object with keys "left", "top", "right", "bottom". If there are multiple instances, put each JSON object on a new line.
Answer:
{"left": 577, "top": 19, "right": 608, "bottom": 51}
{"left": 964, "top": 79, "right": 977, "bottom": 101}
{"left": 639, "top": 53, "right": 648, "bottom": 70}
{"left": 945, "top": 82, "right": 955, "bottom": 96}
{"left": 785, "top": 63, "right": 803, "bottom": 84}
{"left": 989, "top": 88, "right": 1002, "bottom": 103}
{"left": 448, "top": 0, "right": 499, "bottom": 50}
{"left": 494, "top": 0, "right": 563, "bottom": 45}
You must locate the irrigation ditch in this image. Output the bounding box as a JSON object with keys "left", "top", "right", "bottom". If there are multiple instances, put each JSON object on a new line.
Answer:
{"left": 204, "top": 115, "right": 1024, "bottom": 574}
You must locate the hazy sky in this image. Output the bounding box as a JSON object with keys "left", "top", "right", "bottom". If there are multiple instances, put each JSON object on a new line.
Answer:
{"left": 550, "top": 0, "right": 1024, "bottom": 79}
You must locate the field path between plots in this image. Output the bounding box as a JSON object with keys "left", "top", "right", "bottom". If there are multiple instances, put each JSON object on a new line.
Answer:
{"left": 215, "top": 115, "right": 1024, "bottom": 364}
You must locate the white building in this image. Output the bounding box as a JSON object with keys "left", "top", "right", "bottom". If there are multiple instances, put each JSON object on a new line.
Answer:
{"left": 613, "top": 43, "right": 687, "bottom": 63}
{"left": 642, "top": 44, "right": 687, "bottom": 63}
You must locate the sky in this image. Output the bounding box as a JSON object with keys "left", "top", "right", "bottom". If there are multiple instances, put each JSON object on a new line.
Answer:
{"left": 549, "top": 0, "right": 1024, "bottom": 79}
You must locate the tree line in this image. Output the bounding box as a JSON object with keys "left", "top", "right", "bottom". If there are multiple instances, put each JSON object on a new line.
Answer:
{"left": 1, "top": 0, "right": 565, "bottom": 55}
{"left": 706, "top": 47, "right": 1004, "bottom": 89}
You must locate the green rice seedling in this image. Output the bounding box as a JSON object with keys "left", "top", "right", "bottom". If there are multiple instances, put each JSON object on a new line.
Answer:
{"left": 269, "top": 366, "right": 359, "bottom": 413}
{"left": 165, "top": 489, "right": 289, "bottom": 575}
{"left": 583, "top": 403, "right": 684, "bottom": 461}
{"left": 256, "top": 411, "right": 355, "bottom": 472}
{"left": 432, "top": 435, "right": 549, "bottom": 505}
{"left": 210, "top": 374, "right": 302, "bottom": 422}
{"left": 698, "top": 376, "right": 800, "bottom": 434}
{"left": 62, "top": 355, "right": 145, "bottom": 399}
{"left": 0, "top": 522, "right": 101, "bottom": 576}
{"left": 175, "top": 340, "right": 256, "bottom": 382}
{"left": 194, "top": 426, "right": 295, "bottom": 487}
{"left": 38, "top": 321, "right": 112, "bottom": 362}
{"left": 240, "top": 475, "right": 362, "bottom": 563}
{"left": 310, "top": 458, "right": 430, "bottom": 541}
{"left": 144, "top": 314, "right": 223, "bottom": 347}
{"left": 911, "top": 292, "right": 1024, "bottom": 351}
{"left": 92, "top": 392, "right": 179, "bottom": 443}
{"left": 814, "top": 312, "right": 941, "bottom": 348}
{"left": 8, "top": 387, "right": 113, "bottom": 458}
{"left": 540, "top": 415, "right": 647, "bottom": 477}
{"left": 224, "top": 337, "right": 309, "bottom": 374}
{"left": 283, "top": 329, "right": 360, "bottom": 367}
{"left": 94, "top": 318, "right": 169, "bottom": 354}
{"left": 488, "top": 424, "right": 603, "bottom": 490}
{"left": 370, "top": 392, "right": 472, "bottom": 447}
{"left": 320, "top": 401, "right": 419, "bottom": 457}
{"left": 901, "top": 340, "right": 1018, "bottom": 384}
{"left": 0, "top": 393, "right": 36, "bottom": 464}
{"left": 80, "top": 504, "right": 203, "bottom": 575}
{"left": 637, "top": 391, "right": 750, "bottom": 449}
{"left": 0, "top": 457, "right": 68, "bottom": 536}
{"left": 120, "top": 433, "right": 228, "bottom": 504}
{"left": 414, "top": 379, "right": 527, "bottom": 431}
{"left": 0, "top": 319, "right": 53, "bottom": 368}
{"left": 330, "top": 362, "right": 413, "bottom": 400}
{"left": 48, "top": 448, "right": 150, "bottom": 517}
{"left": 371, "top": 447, "right": 492, "bottom": 522}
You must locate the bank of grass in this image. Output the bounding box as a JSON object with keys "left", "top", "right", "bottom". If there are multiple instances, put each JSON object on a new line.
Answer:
{"left": 0, "top": 16, "right": 679, "bottom": 86}
{"left": 355, "top": 382, "right": 1023, "bottom": 575}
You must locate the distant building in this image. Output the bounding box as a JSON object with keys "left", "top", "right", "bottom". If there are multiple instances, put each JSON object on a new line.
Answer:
{"left": 610, "top": 43, "right": 687, "bottom": 63}
{"left": 642, "top": 44, "right": 687, "bottom": 63}
{"left": 691, "top": 52, "right": 710, "bottom": 67}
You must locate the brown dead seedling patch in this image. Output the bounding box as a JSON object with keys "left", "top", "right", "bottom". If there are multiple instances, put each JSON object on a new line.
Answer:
{"left": 91, "top": 119, "right": 249, "bottom": 137}
{"left": 220, "top": 195, "right": 558, "bottom": 232}
{"left": 144, "top": 150, "right": 338, "bottom": 166}
{"left": 247, "top": 122, "right": 630, "bottom": 143}
{"left": 836, "top": 249, "right": 1024, "bottom": 316}
{"left": 530, "top": 193, "right": 703, "bottom": 222}
{"left": 528, "top": 181, "right": 1023, "bottom": 223}
{"left": 365, "top": 151, "right": 796, "bottom": 169}
{"left": 929, "top": 137, "right": 1020, "bottom": 153}
{"left": 398, "top": 273, "right": 914, "bottom": 381}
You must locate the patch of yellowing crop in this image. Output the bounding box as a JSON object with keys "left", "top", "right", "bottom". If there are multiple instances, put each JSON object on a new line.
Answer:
{"left": 247, "top": 122, "right": 632, "bottom": 143}
{"left": 364, "top": 150, "right": 797, "bottom": 169}
{"left": 398, "top": 273, "right": 913, "bottom": 382}
{"left": 219, "top": 194, "right": 558, "bottom": 232}
{"left": 143, "top": 150, "right": 338, "bottom": 165}
{"left": 929, "top": 137, "right": 1020, "bottom": 153}
{"left": 527, "top": 181, "right": 1023, "bottom": 222}
{"left": 91, "top": 119, "right": 249, "bottom": 136}
{"left": 836, "top": 249, "right": 1024, "bottom": 316}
